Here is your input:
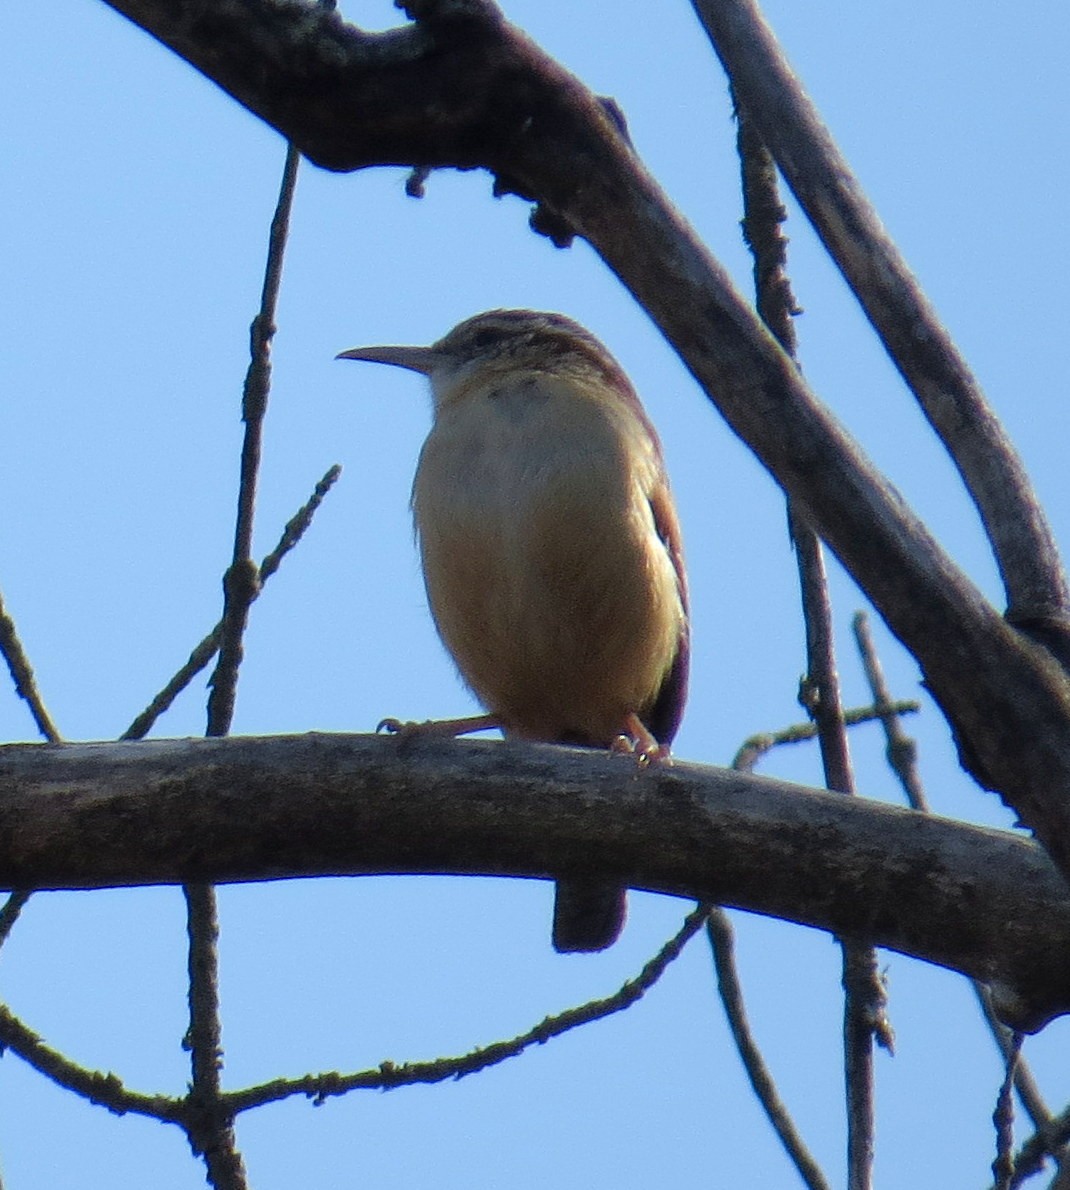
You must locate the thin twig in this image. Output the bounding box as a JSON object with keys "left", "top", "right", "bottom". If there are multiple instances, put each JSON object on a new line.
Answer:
{"left": 993, "top": 1032, "right": 1023, "bottom": 1190}
{"left": 121, "top": 463, "right": 341, "bottom": 741}
{"left": 852, "top": 612, "right": 1066, "bottom": 1179}
{"left": 0, "top": 586, "right": 61, "bottom": 743}
{"left": 975, "top": 984, "right": 1062, "bottom": 1165}
{"left": 735, "top": 97, "right": 887, "bottom": 1190}
{"left": 795, "top": 516, "right": 885, "bottom": 1190}
{"left": 732, "top": 700, "right": 918, "bottom": 772}
{"left": 0, "top": 890, "right": 32, "bottom": 949}
{"left": 206, "top": 142, "right": 301, "bottom": 738}
{"left": 223, "top": 903, "right": 709, "bottom": 1115}
{"left": 1005, "top": 1105, "right": 1070, "bottom": 1189}
{"left": 706, "top": 908, "right": 831, "bottom": 1190}
{"left": 0, "top": 587, "right": 61, "bottom": 957}
{"left": 0, "top": 889, "right": 704, "bottom": 1129}
{"left": 0, "top": 1002, "right": 180, "bottom": 1121}
{"left": 183, "top": 883, "right": 247, "bottom": 1188}
{"left": 187, "top": 142, "right": 299, "bottom": 1189}
{"left": 717, "top": 97, "right": 838, "bottom": 1190}
{"left": 850, "top": 612, "right": 929, "bottom": 811}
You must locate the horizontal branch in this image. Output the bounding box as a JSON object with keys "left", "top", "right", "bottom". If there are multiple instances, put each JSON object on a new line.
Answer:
{"left": 0, "top": 733, "right": 1067, "bottom": 1032}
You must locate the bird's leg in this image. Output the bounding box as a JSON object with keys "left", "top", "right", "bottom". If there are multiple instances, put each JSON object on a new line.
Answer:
{"left": 614, "top": 711, "right": 671, "bottom": 766}
{"left": 377, "top": 713, "right": 500, "bottom": 739}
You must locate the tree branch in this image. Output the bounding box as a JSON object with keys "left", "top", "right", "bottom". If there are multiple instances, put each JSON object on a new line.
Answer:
{"left": 0, "top": 733, "right": 1067, "bottom": 1031}
{"left": 691, "top": 0, "right": 1070, "bottom": 644}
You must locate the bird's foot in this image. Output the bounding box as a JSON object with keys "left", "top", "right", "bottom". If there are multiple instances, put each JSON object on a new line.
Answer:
{"left": 376, "top": 713, "right": 500, "bottom": 739}
{"left": 614, "top": 712, "right": 672, "bottom": 768}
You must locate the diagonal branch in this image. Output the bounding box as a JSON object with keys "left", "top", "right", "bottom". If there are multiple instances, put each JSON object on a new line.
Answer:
{"left": 225, "top": 903, "right": 707, "bottom": 1114}
{"left": 690, "top": 0, "right": 1070, "bottom": 648}
{"left": 707, "top": 908, "right": 831, "bottom": 1190}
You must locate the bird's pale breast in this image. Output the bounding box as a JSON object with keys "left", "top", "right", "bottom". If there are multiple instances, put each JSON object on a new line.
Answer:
{"left": 412, "top": 370, "right": 684, "bottom": 745}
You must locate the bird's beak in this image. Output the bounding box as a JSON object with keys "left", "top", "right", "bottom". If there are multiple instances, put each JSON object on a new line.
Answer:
{"left": 335, "top": 344, "right": 439, "bottom": 375}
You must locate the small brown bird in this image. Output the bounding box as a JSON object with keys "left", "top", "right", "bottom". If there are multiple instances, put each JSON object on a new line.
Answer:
{"left": 338, "top": 310, "right": 689, "bottom": 952}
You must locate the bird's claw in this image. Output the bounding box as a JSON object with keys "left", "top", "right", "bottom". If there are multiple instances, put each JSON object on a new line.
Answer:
{"left": 611, "top": 732, "right": 670, "bottom": 768}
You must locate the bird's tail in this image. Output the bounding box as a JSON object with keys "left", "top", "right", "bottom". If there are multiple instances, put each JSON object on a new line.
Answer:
{"left": 552, "top": 879, "right": 627, "bottom": 952}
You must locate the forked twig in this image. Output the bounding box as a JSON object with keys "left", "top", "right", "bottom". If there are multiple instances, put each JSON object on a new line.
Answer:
{"left": 121, "top": 463, "right": 341, "bottom": 741}
{"left": 0, "top": 898, "right": 707, "bottom": 1127}
{"left": 732, "top": 700, "right": 918, "bottom": 773}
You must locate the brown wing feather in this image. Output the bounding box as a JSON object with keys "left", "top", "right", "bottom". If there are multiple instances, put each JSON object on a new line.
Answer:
{"left": 645, "top": 476, "right": 690, "bottom": 747}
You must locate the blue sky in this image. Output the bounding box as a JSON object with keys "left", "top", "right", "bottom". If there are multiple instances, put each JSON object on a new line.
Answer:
{"left": 2, "top": 2, "right": 1069, "bottom": 1186}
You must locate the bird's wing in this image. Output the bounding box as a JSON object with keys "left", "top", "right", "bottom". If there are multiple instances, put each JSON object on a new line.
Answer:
{"left": 646, "top": 476, "right": 690, "bottom": 747}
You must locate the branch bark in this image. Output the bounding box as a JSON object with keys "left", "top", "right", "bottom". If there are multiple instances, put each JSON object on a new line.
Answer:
{"left": 0, "top": 733, "right": 1067, "bottom": 1032}
{"left": 93, "top": 0, "right": 1070, "bottom": 890}
{"left": 690, "top": 0, "right": 1070, "bottom": 642}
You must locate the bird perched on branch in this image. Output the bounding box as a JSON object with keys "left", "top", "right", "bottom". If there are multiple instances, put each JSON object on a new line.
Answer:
{"left": 338, "top": 309, "right": 689, "bottom": 952}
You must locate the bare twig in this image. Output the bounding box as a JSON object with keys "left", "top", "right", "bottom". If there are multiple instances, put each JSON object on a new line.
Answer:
{"left": 975, "top": 984, "right": 1063, "bottom": 1169}
{"left": 706, "top": 908, "right": 830, "bottom": 1190}
{"left": 693, "top": 0, "right": 1070, "bottom": 647}
{"left": 850, "top": 613, "right": 929, "bottom": 812}
{"left": 840, "top": 944, "right": 887, "bottom": 1190}
{"left": 993, "top": 1032, "right": 1023, "bottom": 1190}
{"left": 0, "top": 587, "right": 61, "bottom": 956}
{"left": 224, "top": 903, "right": 708, "bottom": 1114}
{"left": 0, "top": 1002, "right": 179, "bottom": 1121}
{"left": 182, "top": 883, "right": 247, "bottom": 1189}
{"left": 121, "top": 464, "right": 341, "bottom": 741}
{"left": 0, "top": 865, "right": 702, "bottom": 1151}
{"left": 1005, "top": 1104, "right": 1070, "bottom": 1189}
{"left": 0, "top": 890, "right": 32, "bottom": 950}
{"left": 206, "top": 141, "right": 300, "bottom": 738}
{"left": 852, "top": 613, "right": 1065, "bottom": 1177}
{"left": 736, "top": 98, "right": 886, "bottom": 1190}
{"left": 188, "top": 141, "right": 300, "bottom": 1189}
{"left": 0, "top": 586, "right": 61, "bottom": 743}
{"left": 795, "top": 506, "right": 884, "bottom": 1190}
{"left": 731, "top": 700, "right": 918, "bottom": 772}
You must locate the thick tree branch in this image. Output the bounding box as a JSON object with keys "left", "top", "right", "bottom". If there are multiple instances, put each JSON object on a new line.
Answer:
{"left": 0, "top": 733, "right": 1067, "bottom": 1032}
{"left": 690, "top": 0, "right": 1070, "bottom": 645}
{"left": 93, "top": 0, "right": 1070, "bottom": 888}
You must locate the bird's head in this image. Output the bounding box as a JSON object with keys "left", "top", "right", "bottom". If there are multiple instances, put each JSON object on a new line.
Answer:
{"left": 337, "top": 309, "right": 633, "bottom": 410}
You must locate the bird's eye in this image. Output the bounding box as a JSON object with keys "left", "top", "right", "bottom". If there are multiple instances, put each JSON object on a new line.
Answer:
{"left": 469, "top": 328, "right": 499, "bottom": 349}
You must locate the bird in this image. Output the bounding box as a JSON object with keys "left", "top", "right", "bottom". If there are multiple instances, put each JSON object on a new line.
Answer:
{"left": 337, "top": 309, "right": 689, "bottom": 952}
